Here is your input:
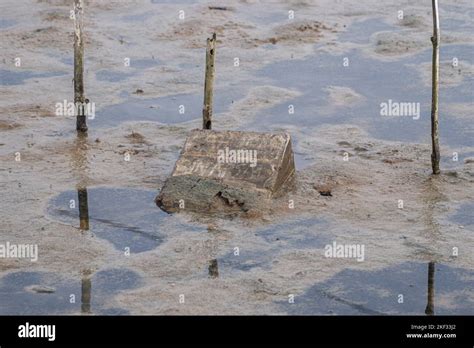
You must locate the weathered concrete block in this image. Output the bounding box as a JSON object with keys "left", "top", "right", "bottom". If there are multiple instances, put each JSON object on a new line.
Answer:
{"left": 156, "top": 129, "right": 295, "bottom": 213}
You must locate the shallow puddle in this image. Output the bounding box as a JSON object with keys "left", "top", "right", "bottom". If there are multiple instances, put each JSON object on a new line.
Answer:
{"left": 236, "top": 6, "right": 285, "bottom": 25}
{"left": 64, "top": 16, "right": 473, "bottom": 149}
{"left": 338, "top": 17, "right": 396, "bottom": 44}
{"left": 279, "top": 261, "right": 474, "bottom": 315}
{"left": 246, "top": 14, "right": 473, "bottom": 158}
{"left": 441, "top": 3, "right": 474, "bottom": 19}
{"left": 449, "top": 201, "right": 474, "bottom": 227}
{"left": 253, "top": 44, "right": 473, "bottom": 148}
{"left": 0, "top": 18, "right": 16, "bottom": 29}
{"left": 217, "top": 217, "right": 331, "bottom": 276}
{"left": 444, "top": 18, "right": 474, "bottom": 33}
{"left": 0, "top": 69, "right": 66, "bottom": 86}
{"left": 0, "top": 268, "right": 141, "bottom": 315}
{"left": 121, "top": 12, "right": 155, "bottom": 23}
{"left": 95, "top": 58, "right": 162, "bottom": 82}
{"left": 95, "top": 70, "right": 137, "bottom": 83}
{"left": 46, "top": 187, "right": 204, "bottom": 253}
{"left": 94, "top": 87, "right": 244, "bottom": 127}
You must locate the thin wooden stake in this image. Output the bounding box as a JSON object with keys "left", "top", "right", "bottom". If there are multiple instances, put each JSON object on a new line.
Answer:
{"left": 424, "top": 261, "right": 435, "bottom": 315}
{"left": 430, "top": 0, "right": 440, "bottom": 174}
{"left": 202, "top": 33, "right": 216, "bottom": 130}
{"left": 74, "top": 0, "right": 87, "bottom": 132}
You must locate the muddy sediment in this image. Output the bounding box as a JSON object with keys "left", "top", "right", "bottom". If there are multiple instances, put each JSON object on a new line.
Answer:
{"left": 0, "top": 0, "right": 473, "bottom": 314}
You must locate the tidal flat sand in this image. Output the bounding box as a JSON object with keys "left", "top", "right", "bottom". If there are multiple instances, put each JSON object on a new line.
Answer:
{"left": 0, "top": 0, "right": 473, "bottom": 314}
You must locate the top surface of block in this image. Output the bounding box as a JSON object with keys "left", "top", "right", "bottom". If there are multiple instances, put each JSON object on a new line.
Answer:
{"left": 171, "top": 129, "right": 294, "bottom": 194}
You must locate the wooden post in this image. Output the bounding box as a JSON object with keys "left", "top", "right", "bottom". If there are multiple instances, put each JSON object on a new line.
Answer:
{"left": 430, "top": 0, "right": 440, "bottom": 174}
{"left": 202, "top": 33, "right": 216, "bottom": 130}
{"left": 74, "top": 0, "right": 87, "bottom": 132}
{"left": 208, "top": 259, "right": 219, "bottom": 278}
{"left": 424, "top": 262, "right": 435, "bottom": 315}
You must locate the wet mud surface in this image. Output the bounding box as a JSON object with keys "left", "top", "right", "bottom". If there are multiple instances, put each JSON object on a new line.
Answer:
{"left": 0, "top": 0, "right": 473, "bottom": 314}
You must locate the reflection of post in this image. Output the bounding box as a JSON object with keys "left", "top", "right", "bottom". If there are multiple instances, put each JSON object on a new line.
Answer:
{"left": 425, "top": 262, "right": 435, "bottom": 315}
{"left": 81, "top": 269, "right": 92, "bottom": 314}
{"left": 77, "top": 187, "right": 89, "bottom": 230}
{"left": 208, "top": 258, "right": 219, "bottom": 278}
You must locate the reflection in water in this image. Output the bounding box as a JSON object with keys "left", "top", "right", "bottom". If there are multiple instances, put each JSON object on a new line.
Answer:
{"left": 0, "top": 269, "right": 139, "bottom": 314}
{"left": 81, "top": 269, "right": 92, "bottom": 314}
{"left": 280, "top": 261, "right": 473, "bottom": 315}
{"left": 73, "top": 134, "right": 90, "bottom": 231}
{"left": 78, "top": 187, "right": 90, "bottom": 230}
{"left": 208, "top": 259, "right": 219, "bottom": 278}
{"left": 206, "top": 224, "right": 220, "bottom": 279}
{"left": 48, "top": 187, "right": 168, "bottom": 252}
{"left": 73, "top": 134, "right": 93, "bottom": 314}
{"left": 425, "top": 262, "right": 435, "bottom": 315}
{"left": 421, "top": 178, "right": 441, "bottom": 316}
